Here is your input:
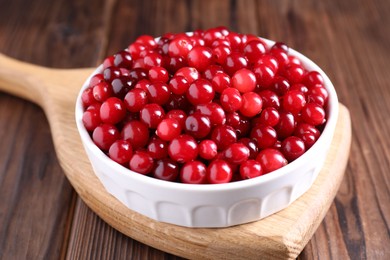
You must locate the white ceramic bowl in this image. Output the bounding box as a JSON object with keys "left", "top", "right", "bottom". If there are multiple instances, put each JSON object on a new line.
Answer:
{"left": 75, "top": 37, "right": 338, "bottom": 228}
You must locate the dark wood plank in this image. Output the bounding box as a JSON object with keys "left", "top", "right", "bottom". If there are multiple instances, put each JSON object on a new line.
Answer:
{"left": 0, "top": 0, "right": 112, "bottom": 258}
{"left": 0, "top": 94, "right": 75, "bottom": 259}
{"left": 294, "top": 0, "right": 390, "bottom": 259}
{"left": 67, "top": 199, "right": 181, "bottom": 260}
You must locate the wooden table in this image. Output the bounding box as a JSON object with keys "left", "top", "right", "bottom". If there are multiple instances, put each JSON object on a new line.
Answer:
{"left": 0, "top": 0, "right": 389, "bottom": 259}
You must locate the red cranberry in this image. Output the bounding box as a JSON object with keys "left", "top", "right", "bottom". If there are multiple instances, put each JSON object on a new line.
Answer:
{"left": 88, "top": 73, "right": 104, "bottom": 88}
{"left": 239, "top": 92, "right": 263, "bottom": 117}
{"left": 271, "top": 42, "right": 289, "bottom": 53}
{"left": 223, "top": 52, "right": 248, "bottom": 76}
{"left": 301, "top": 103, "right": 325, "bottom": 126}
{"left": 186, "top": 79, "right": 215, "bottom": 105}
{"left": 81, "top": 88, "right": 97, "bottom": 108}
{"left": 124, "top": 89, "right": 148, "bottom": 113}
{"left": 232, "top": 68, "right": 257, "bottom": 93}
{"left": 153, "top": 159, "right": 179, "bottom": 181}
{"left": 121, "top": 120, "right": 150, "bottom": 149}
{"left": 103, "top": 55, "right": 115, "bottom": 69}
{"left": 135, "top": 35, "right": 157, "bottom": 49}
{"left": 220, "top": 87, "right": 242, "bottom": 112}
{"left": 198, "top": 140, "right": 218, "bottom": 160}
{"left": 238, "top": 138, "right": 259, "bottom": 159}
{"left": 271, "top": 76, "right": 290, "bottom": 96}
{"left": 100, "top": 97, "right": 126, "bottom": 125}
{"left": 211, "top": 125, "right": 237, "bottom": 150}
{"left": 282, "top": 90, "right": 306, "bottom": 115}
{"left": 203, "top": 28, "right": 225, "bottom": 46}
{"left": 270, "top": 48, "right": 290, "bottom": 67}
{"left": 253, "top": 64, "right": 275, "bottom": 89}
{"left": 226, "top": 111, "right": 241, "bottom": 128}
{"left": 294, "top": 123, "right": 321, "bottom": 139}
{"left": 281, "top": 136, "right": 306, "bottom": 162}
{"left": 207, "top": 159, "right": 233, "bottom": 184}
{"left": 240, "top": 160, "right": 263, "bottom": 179}
{"left": 93, "top": 81, "right": 112, "bottom": 102}
{"left": 244, "top": 40, "right": 266, "bottom": 63}
{"left": 223, "top": 143, "right": 250, "bottom": 164}
{"left": 82, "top": 109, "right": 101, "bottom": 132}
{"left": 211, "top": 39, "right": 230, "bottom": 48}
{"left": 195, "top": 103, "right": 226, "bottom": 126}
{"left": 146, "top": 82, "right": 171, "bottom": 105}
{"left": 275, "top": 111, "right": 296, "bottom": 140}
{"left": 128, "top": 68, "right": 149, "bottom": 81}
{"left": 168, "top": 134, "right": 198, "bottom": 163}
{"left": 290, "top": 83, "right": 309, "bottom": 94}
{"left": 289, "top": 55, "right": 302, "bottom": 66}
{"left": 185, "top": 113, "right": 211, "bottom": 139}
{"left": 134, "top": 79, "right": 151, "bottom": 92}
{"left": 256, "top": 54, "right": 279, "bottom": 72}
{"left": 148, "top": 66, "right": 169, "bottom": 83}
{"left": 103, "top": 66, "right": 121, "bottom": 82}
{"left": 212, "top": 45, "right": 232, "bottom": 64}
{"left": 86, "top": 103, "right": 101, "bottom": 111}
{"left": 143, "top": 52, "right": 162, "bottom": 69}
{"left": 140, "top": 103, "right": 165, "bottom": 128}
{"left": 111, "top": 77, "right": 134, "bottom": 98}
{"left": 128, "top": 42, "right": 148, "bottom": 59}
{"left": 169, "top": 76, "right": 190, "bottom": 95}
{"left": 251, "top": 125, "right": 277, "bottom": 149}
{"left": 168, "top": 36, "right": 193, "bottom": 57}
{"left": 133, "top": 58, "right": 145, "bottom": 69}
{"left": 203, "top": 65, "right": 224, "bottom": 80}
{"left": 114, "top": 50, "right": 133, "bottom": 68}
{"left": 157, "top": 118, "right": 182, "bottom": 141}
{"left": 226, "top": 112, "right": 250, "bottom": 138}
{"left": 303, "top": 71, "right": 324, "bottom": 87}
{"left": 307, "top": 84, "right": 329, "bottom": 105}
{"left": 175, "top": 67, "right": 200, "bottom": 84}
{"left": 259, "top": 90, "right": 280, "bottom": 109}
{"left": 166, "top": 109, "right": 187, "bottom": 129}
{"left": 190, "top": 34, "right": 206, "bottom": 47}
{"left": 284, "top": 64, "right": 305, "bottom": 84}
{"left": 129, "top": 151, "right": 154, "bottom": 175}
{"left": 108, "top": 140, "right": 133, "bottom": 165}
{"left": 92, "top": 124, "right": 120, "bottom": 151}
{"left": 300, "top": 133, "right": 317, "bottom": 148}
{"left": 163, "top": 56, "right": 187, "bottom": 73}
{"left": 147, "top": 137, "right": 168, "bottom": 159}
{"left": 256, "top": 148, "right": 287, "bottom": 174}
{"left": 258, "top": 107, "right": 280, "bottom": 127}
{"left": 226, "top": 32, "right": 243, "bottom": 50}
{"left": 211, "top": 72, "right": 231, "bottom": 93}
{"left": 180, "top": 161, "right": 207, "bottom": 184}
{"left": 187, "top": 46, "right": 214, "bottom": 72}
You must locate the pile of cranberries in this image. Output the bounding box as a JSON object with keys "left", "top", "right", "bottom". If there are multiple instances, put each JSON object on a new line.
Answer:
{"left": 81, "top": 27, "right": 328, "bottom": 184}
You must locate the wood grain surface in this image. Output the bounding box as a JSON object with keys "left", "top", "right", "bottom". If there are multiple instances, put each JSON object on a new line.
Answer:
{"left": 0, "top": 0, "right": 389, "bottom": 259}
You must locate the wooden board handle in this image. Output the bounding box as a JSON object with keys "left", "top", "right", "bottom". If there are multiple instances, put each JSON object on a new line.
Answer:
{"left": 0, "top": 53, "right": 94, "bottom": 108}
{"left": 0, "top": 53, "right": 53, "bottom": 106}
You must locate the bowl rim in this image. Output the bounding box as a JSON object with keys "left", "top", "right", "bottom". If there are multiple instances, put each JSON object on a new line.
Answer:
{"left": 75, "top": 36, "right": 339, "bottom": 193}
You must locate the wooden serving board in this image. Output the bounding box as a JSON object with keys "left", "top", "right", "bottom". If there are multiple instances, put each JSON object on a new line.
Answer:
{"left": 0, "top": 54, "right": 351, "bottom": 259}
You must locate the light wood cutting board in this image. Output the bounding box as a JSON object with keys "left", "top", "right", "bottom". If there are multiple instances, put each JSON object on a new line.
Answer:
{"left": 0, "top": 53, "right": 351, "bottom": 259}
